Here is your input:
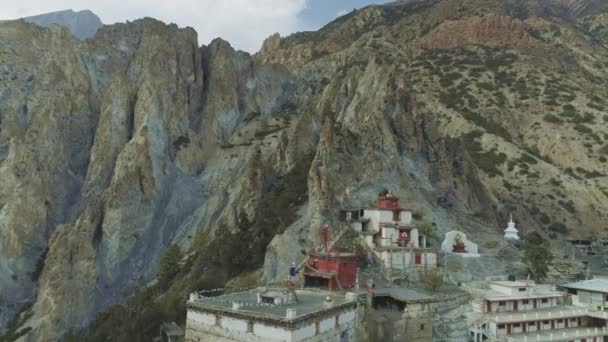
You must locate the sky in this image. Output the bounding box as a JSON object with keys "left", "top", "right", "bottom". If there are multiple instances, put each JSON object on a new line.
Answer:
{"left": 1, "top": 0, "right": 393, "bottom": 52}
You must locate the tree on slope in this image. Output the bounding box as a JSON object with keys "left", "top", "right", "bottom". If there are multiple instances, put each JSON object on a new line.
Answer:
{"left": 522, "top": 231, "right": 552, "bottom": 280}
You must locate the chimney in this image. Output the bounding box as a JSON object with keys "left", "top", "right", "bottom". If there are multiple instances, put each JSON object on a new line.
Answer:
{"left": 232, "top": 301, "right": 242, "bottom": 310}
{"left": 286, "top": 308, "right": 297, "bottom": 319}
{"left": 323, "top": 295, "right": 334, "bottom": 308}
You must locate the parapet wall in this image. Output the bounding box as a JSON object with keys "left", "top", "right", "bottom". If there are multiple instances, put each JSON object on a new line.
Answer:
{"left": 185, "top": 306, "right": 356, "bottom": 342}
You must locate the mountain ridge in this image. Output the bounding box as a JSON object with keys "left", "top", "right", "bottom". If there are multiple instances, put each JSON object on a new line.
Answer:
{"left": 23, "top": 9, "right": 102, "bottom": 39}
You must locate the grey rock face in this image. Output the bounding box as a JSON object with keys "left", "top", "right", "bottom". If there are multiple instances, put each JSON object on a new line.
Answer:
{"left": 24, "top": 9, "right": 102, "bottom": 39}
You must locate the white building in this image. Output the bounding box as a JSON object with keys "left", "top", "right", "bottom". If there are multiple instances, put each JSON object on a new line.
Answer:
{"left": 469, "top": 280, "right": 608, "bottom": 342}
{"left": 441, "top": 230, "right": 480, "bottom": 257}
{"left": 185, "top": 288, "right": 358, "bottom": 342}
{"left": 504, "top": 214, "right": 520, "bottom": 241}
{"left": 562, "top": 278, "right": 608, "bottom": 311}
{"left": 342, "top": 193, "right": 436, "bottom": 272}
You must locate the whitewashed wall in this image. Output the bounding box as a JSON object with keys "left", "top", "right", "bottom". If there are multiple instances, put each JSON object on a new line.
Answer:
{"left": 185, "top": 307, "right": 357, "bottom": 342}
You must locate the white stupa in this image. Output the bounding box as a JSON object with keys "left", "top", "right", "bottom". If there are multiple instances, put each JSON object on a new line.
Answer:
{"left": 504, "top": 213, "right": 520, "bottom": 240}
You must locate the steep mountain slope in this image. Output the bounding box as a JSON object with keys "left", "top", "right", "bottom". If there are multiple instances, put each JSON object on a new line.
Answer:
{"left": 0, "top": 0, "right": 606, "bottom": 340}
{"left": 23, "top": 9, "right": 103, "bottom": 39}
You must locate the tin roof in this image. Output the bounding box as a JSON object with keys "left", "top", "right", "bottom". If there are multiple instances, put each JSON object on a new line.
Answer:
{"left": 561, "top": 278, "right": 608, "bottom": 293}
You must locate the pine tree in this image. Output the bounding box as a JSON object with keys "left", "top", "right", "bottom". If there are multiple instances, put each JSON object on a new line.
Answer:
{"left": 522, "top": 232, "right": 552, "bottom": 280}
{"left": 157, "top": 244, "right": 182, "bottom": 286}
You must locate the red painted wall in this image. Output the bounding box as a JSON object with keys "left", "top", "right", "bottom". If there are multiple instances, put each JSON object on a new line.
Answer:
{"left": 378, "top": 196, "right": 400, "bottom": 210}
{"left": 306, "top": 254, "right": 359, "bottom": 290}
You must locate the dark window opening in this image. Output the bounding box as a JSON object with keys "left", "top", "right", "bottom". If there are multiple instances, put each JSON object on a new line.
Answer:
{"left": 304, "top": 276, "right": 329, "bottom": 289}
{"left": 261, "top": 296, "right": 275, "bottom": 305}
{"left": 372, "top": 296, "right": 406, "bottom": 311}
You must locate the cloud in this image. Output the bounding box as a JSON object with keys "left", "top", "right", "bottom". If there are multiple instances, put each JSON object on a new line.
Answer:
{"left": 336, "top": 9, "right": 349, "bottom": 17}
{"left": 1, "top": 0, "right": 308, "bottom": 52}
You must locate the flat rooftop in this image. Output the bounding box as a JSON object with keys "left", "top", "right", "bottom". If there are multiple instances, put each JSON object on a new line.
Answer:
{"left": 491, "top": 281, "right": 534, "bottom": 287}
{"left": 484, "top": 290, "right": 563, "bottom": 301}
{"left": 187, "top": 288, "right": 356, "bottom": 324}
{"left": 505, "top": 326, "right": 608, "bottom": 342}
{"left": 561, "top": 278, "right": 608, "bottom": 293}
{"left": 484, "top": 284, "right": 562, "bottom": 301}
{"left": 486, "top": 305, "right": 591, "bottom": 323}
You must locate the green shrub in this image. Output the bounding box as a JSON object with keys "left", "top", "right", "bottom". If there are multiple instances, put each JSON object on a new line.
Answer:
{"left": 574, "top": 124, "right": 592, "bottom": 134}
{"left": 475, "top": 149, "right": 508, "bottom": 177}
{"left": 588, "top": 102, "right": 604, "bottom": 111}
{"left": 412, "top": 210, "right": 425, "bottom": 221}
{"left": 538, "top": 212, "right": 551, "bottom": 225}
{"left": 519, "top": 153, "right": 538, "bottom": 165}
{"left": 549, "top": 178, "right": 561, "bottom": 186}
{"left": 0, "top": 303, "right": 34, "bottom": 342}
{"left": 571, "top": 112, "right": 595, "bottom": 124}
{"left": 574, "top": 167, "right": 604, "bottom": 179}
{"left": 558, "top": 200, "right": 576, "bottom": 214}
{"left": 420, "top": 269, "right": 444, "bottom": 292}
{"left": 439, "top": 72, "right": 463, "bottom": 87}
{"left": 548, "top": 222, "right": 568, "bottom": 234}
{"left": 173, "top": 135, "right": 190, "bottom": 151}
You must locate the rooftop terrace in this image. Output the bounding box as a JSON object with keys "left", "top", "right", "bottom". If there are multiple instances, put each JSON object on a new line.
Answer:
{"left": 187, "top": 288, "right": 356, "bottom": 324}
{"left": 483, "top": 284, "right": 563, "bottom": 301}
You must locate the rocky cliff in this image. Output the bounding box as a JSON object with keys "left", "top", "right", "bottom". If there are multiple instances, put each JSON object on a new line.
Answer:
{"left": 0, "top": 0, "right": 607, "bottom": 340}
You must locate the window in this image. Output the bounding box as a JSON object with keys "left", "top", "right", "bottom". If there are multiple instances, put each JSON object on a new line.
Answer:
{"left": 335, "top": 316, "right": 339, "bottom": 328}
{"left": 498, "top": 324, "right": 505, "bottom": 329}
{"left": 514, "top": 323, "right": 520, "bottom": 327}
{"left": 529, "top": 322, "right": 536, "bottom": 326}
{"left": 261, "top": 296, "right": 275, "bottom": 305}
{"left": 420, "top": 324, "right": 425, "bottom": 331}
{"left": 247, "top": 321, "right": 254, "bottom": 333}
{"left": 541, "top": 298, "right": 548, "bottom": 303}
{"left": 499, "top": 301, "right": 506, "bottom": 306}
{"left": 519, "top": 288, "right": 526, "bottom": 292}
{"left": 315, "top": 322, "right": 320, "bottom": 335}
{"left": 522, "top": 300, "right": 529, "bottom": 304}
{"left": 215, "top": 315, "right": 222, "bottom": 327}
